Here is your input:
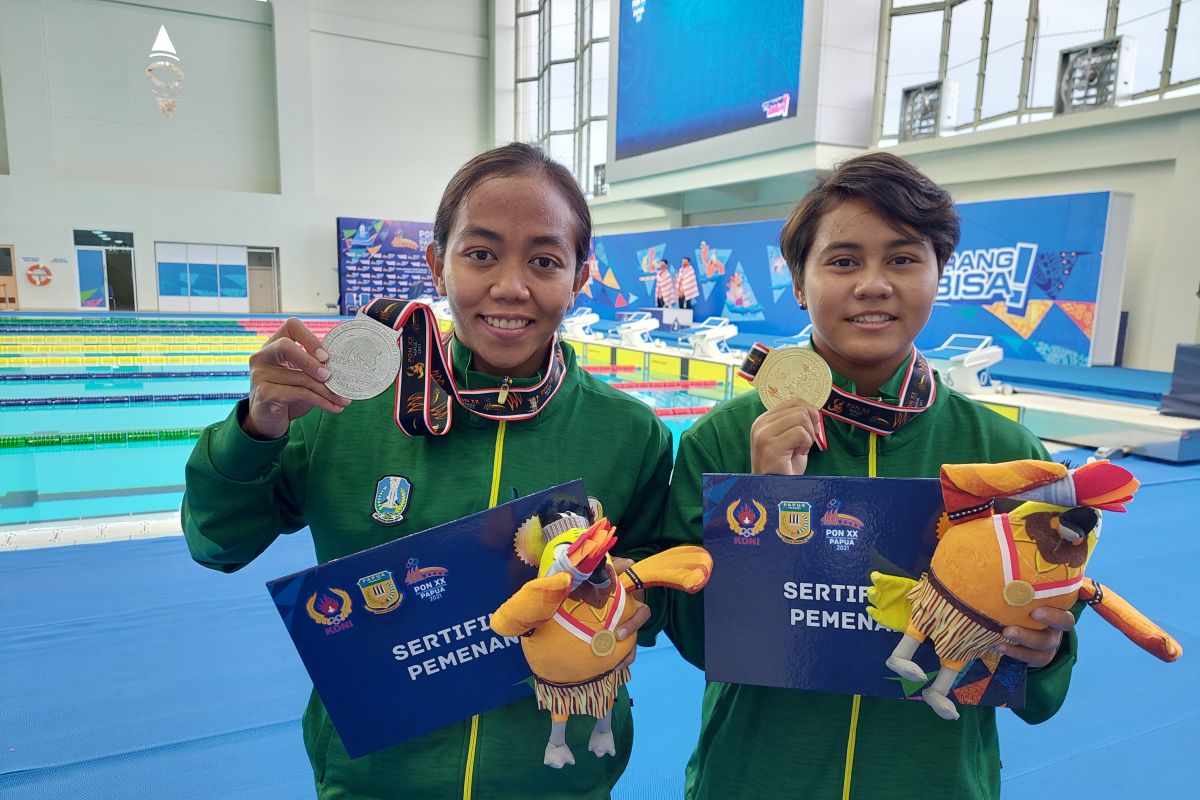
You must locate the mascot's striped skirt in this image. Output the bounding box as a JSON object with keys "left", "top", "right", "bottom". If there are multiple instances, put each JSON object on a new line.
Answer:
{"left": 534, "top": 665, "right": 631, "bottom": 719}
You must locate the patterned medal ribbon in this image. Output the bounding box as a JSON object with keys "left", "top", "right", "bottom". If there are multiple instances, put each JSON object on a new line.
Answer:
{"left": 738, "top": 343, "right": 937, "bottom": 449}
{"left": 993, "top": 515, "right": 1083, "bottom": 601}
{"left": 552, "top": 580, "right": 627, "bottom": 657}
{"left": 361, "top": 297, "right": 568, "bottom": 436}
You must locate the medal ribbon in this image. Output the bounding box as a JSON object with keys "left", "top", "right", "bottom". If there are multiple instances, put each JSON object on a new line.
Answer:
{"left": 994, "top": 515, "right": 1083, "bottom": 598}
{"left": 361, "top": 297, "right": 568, "bottom": 436}
{"left": 738, "top": 343, "right": 937, "bottom": 450}
{"left": 551, "top": 580, "right": 627, "bottom": 645}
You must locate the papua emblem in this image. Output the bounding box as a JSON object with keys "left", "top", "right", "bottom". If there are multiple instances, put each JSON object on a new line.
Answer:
{"left": 373, "top": 475, "right": 412, "bottom": 525}
{"left": 776, "top": 501, "right": 813, "bottom": 545}
{"left": 357, "top": 571, "right": 403, "bottom": 614}
{"left": 726, "top": 499, "right": 768, "bottom": 538}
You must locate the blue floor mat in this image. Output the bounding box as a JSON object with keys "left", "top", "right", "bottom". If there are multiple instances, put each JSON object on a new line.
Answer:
{"left": 0, "top": 532, "right": 318, "bottom": 796}
{"left": 995, "top": 473, "right": 1200, "bottom": 797}
{"left": 989, "top": 362, "right": 1171, "bottom": 403}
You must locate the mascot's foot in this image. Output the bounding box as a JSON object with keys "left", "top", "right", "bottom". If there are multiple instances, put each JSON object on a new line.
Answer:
{"left": 921, "top": 687, "right": 960, "bottom": 721}
{"left": 544, "top": 742, "right": 576, "bottom": 769}
{"left": 588, "top": 728, "right": 616, "bottom": 758}
{"left": 885, "top": 656, "right": 927, "bottom": 682}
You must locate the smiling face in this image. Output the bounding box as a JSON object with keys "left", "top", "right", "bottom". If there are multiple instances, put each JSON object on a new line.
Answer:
{"left": 796, "top": 198, "right": 939, "bottom": 396}
{"left": 426, "top": 171, "right": 587, "bottom": 378}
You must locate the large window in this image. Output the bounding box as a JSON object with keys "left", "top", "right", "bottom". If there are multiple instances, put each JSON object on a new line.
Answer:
{"left": 876, "top": 0, "right": 1200, "bottom": 143}
{"left": 515, "top": 0, "right": 610, "bottom": 196}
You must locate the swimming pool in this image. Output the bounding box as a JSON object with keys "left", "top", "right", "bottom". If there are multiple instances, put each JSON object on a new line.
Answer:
{"left": 0, "top": 369, "right": 247, "bottom": 525}
{"left": 0, "top": 365, "right": 720, "bottom": 527}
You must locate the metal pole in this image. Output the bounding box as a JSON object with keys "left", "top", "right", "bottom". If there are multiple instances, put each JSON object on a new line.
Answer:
{"left": 1016, "top": 0, "right": 1039, "bottom": 117}
{"left": 1160, "top": 0, "right": 1182, "bottom": 93}
{"left": 871, "top": 1, "right": 895, "bottom": 142}
{"left": 973, "top": 0, "right": 993, "bottom": 127}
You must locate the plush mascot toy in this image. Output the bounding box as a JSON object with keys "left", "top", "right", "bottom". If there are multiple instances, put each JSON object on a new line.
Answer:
{"left": 490, "top": 512, "right": 711, "bottom": 767}
{"left": 868, "top": 459, "right": 1181, "bottom": 720}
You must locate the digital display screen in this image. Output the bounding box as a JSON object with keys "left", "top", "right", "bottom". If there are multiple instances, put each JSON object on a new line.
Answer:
{"left": 615, "top": 0, "right": 804, "bottom": 161}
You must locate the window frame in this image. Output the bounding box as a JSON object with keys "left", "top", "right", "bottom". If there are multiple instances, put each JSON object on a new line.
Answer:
{"left": 514, "top": 0, "right": 611, "bottom": 196}
{"left": 873, "top": 0, "right": 1200, "bottom": 144}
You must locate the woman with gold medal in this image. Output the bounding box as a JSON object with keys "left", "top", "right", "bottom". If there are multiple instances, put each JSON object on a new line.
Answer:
{"left": 660, "top": 153, "right": 1077, "bottom": 800}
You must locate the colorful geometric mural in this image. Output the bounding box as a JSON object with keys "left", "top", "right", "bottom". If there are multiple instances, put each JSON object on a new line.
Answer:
{"left": 582, "top": 192, "right": 1121, "bottom": 365}
{"left": 337, "top": 218, "right": 434, "bottom": 316}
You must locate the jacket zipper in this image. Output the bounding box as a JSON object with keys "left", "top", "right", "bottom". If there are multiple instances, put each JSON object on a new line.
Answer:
{"left": 463, "top": 419, "right": 509, "bottom": 799}
{"left": 842, "top": 432, "right": 878, "bottom": 800}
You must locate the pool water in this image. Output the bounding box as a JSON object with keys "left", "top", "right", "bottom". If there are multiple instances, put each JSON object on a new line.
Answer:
{"left": 0, "top": 370, "right": 717, "bottom": 526}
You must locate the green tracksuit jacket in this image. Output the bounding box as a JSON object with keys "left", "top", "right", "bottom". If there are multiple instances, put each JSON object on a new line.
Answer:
{"left": 182, "top": 341, "right": 672, "bottom": 800}
{"left": 662, "top": 355, "right": 1075, "bottom": 800}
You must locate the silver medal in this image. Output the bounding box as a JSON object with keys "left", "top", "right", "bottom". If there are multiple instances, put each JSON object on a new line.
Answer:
{"left": 321, "top": 319, "right": 402, "bottom": 400}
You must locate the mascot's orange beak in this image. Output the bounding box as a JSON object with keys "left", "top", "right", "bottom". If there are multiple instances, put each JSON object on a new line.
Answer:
{"left": 1072, "top": 460, "right": 1139, "bottom": 512}
{"left": 565, "top": 518, "right": 618, "bottom": 575}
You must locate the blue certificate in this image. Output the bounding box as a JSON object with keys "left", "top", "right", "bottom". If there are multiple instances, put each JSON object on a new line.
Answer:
{"left": 267, "top": 481, "right": 590, "bottom": 757}
{"left": 702, "top": 473, "right": 1026, "bottom": 708}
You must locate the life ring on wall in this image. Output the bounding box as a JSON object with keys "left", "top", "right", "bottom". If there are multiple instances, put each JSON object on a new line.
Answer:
{"left": 26, "top": 263, "right": 53, "bottom": 287}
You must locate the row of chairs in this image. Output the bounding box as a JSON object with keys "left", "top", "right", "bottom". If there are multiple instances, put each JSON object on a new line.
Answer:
{"left": 558, "top": 307, "right": 1005, "bottom": 388}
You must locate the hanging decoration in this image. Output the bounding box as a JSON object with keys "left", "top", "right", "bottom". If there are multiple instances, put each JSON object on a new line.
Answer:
{"left": 146, "top": 25, "right": 186, "bottom": 120}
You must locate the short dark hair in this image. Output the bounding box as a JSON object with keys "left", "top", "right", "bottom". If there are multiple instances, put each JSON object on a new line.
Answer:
{"left": 780, "top": 152, "right": 959, "bottom": 286}
{"left": 658, "top": 259, "right": 669, "bottom": 267}
{"left": 433, "top": 142, "right": 591, "bottom": 273}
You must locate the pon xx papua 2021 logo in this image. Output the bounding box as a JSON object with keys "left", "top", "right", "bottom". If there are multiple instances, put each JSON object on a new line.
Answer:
{"left": 821, "top": 500, "right": 865, "bottom": 552}
{"left": 404, "top": 558, "right": 450, "bottom": 602}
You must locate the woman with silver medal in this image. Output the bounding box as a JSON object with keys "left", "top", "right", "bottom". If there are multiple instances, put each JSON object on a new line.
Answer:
{"left": 182, "top": 143, "right": 672, "bottom": 799}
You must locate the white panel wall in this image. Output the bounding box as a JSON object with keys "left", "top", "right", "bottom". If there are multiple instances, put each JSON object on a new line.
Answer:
{"left": 308, "top": 9, "right": 489, "bottom": 206}
{"left": 43, "top": 0, "right": 279, "bottom": 193}
{"left": 813, "top": 1, "right": 878, "bottom": 146}
{"left": 0, "top": 0, "right": 491, "bottom": 317}
{"left": 0, "top": 67, "right": 8, "bottom": 175}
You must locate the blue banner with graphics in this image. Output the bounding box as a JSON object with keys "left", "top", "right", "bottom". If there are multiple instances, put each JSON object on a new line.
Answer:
{"left": 584, "top": 192, "right": 1119, "bottom": 365}
{"left": 267, "top": 481, "right": 591, "bottom": 758}
{"left": 702, "top": 474, "right": 1026, "bottom": 708}
{"left": 583, "top": 219, "right": 804, "bottom": 333}
{"left": 77, "top": 249, "right": 107, "bottom": 308}
{"left": 337, "top": 217, "right": 435, "bottom": 316}
{"left": 934, "top": 192, "right": 1112, "bottom": 366}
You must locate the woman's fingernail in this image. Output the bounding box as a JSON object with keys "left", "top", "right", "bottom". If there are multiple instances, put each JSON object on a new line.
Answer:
{"left": 996, "top": 644, "right": 1008, "bottom": 654}
{"left": 317, "top": 367, "right": 331, "bottom": 381}
{"left": 316, "top": 348, "right": 329, "bottom": 361}
{"left": 616, "top": 628, "right": 628, "bottom": 639}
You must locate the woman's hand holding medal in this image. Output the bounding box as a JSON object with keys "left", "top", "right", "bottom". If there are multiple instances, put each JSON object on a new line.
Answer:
{"left": 750, "top": 348, "right": 833, "bottom": 475}
{"left": 243, "top": 318, "right": 352, "bottom": 441}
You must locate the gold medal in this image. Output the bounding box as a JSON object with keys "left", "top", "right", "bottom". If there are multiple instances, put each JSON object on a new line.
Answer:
{"left": 590, "top": 629, "right": 616, "bottom": 657}
{"left": 755, "top": 348, "right": 833, "bottom": 410}
{"left": 1003, "top": 579, "right": 1035, "bottom": 607}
